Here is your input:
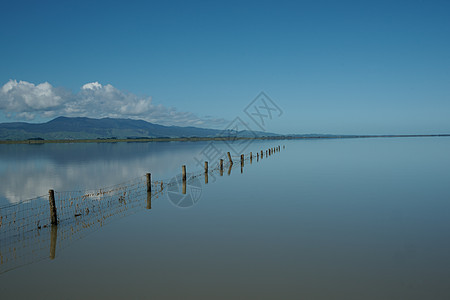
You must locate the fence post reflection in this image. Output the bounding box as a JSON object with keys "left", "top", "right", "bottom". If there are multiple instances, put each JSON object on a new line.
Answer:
{"left": 50, "top": 224, "right": 58, "bottom": 260}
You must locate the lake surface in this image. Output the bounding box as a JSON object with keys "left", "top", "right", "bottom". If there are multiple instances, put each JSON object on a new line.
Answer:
{"left": 1, "top": 137, "right": 450, "bottom": 299}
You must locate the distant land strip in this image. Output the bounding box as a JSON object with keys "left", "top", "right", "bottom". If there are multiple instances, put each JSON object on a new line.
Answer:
{"left": 1, "top": 134, "right": 449, "bottom": 145}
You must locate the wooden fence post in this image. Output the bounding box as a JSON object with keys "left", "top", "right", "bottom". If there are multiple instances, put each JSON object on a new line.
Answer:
{"left": 250, "top": 152, "right": 253, "bottom": 163}
{"left": 182, "top": 165, "right": 187, "bottom": 194}
{"left": 146, "top": 173, "right": 152, "bottom": 209}
{"left": 205, "top": 161, "right": 208, "bottom": 184}
{"left": 49, "top": 189, "right": 57, "bottom": 225}
{"left": 220, "top": 159, "right": 224, "bottom": 176}
{"left": 146, "top": 173, "right": 151, "bottom": 193}
{"left": 227, "top": 152, "right": 233, "bottom": 165}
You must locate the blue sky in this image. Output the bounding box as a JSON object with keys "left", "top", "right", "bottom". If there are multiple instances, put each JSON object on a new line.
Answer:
{"left": 0, "top": 0, "right": 449, "bottom": 134}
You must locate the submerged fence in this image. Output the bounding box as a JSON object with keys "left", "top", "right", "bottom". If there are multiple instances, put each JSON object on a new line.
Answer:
{"left": 0, "top": 145, "right": 284, "bottom": 274}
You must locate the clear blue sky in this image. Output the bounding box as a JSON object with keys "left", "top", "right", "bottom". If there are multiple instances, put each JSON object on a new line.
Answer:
{"left": 0, "top": 0, "right": 449, "bottom": 134}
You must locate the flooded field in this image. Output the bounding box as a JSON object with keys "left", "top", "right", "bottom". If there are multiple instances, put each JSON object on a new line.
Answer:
{"left": 1, "top": 137, "right": 450, "bottom": 299}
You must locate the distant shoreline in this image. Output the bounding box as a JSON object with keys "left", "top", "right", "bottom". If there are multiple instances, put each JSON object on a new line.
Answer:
{"left": 1, "top": 134, "right": 449, "bottom": 145}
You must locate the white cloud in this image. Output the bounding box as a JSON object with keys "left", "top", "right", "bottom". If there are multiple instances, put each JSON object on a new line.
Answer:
{"left": 0, "top": 79, "right": 227, "bottom": 128}
{"left": 81, "top": 82, "right": 102, "bottom": 90}
{"left": 0, "top": 80, "right": 65, "bottom": 119}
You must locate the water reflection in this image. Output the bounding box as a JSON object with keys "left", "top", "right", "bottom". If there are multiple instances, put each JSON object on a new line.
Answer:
{"left": 0, "top": 142, "right": 191, "bottom": 205}
{"left": 0, "top": 141, "right": 276, "bottom": 205}
{"left": 2, "top": 138, "right": 450, "bottom": 298}
{"left": 49, "top": 225, "right": 57, "bottom": 260}
{"left": 1, "top": 182, "right": 153, "bottom": 274}
{"left": 0, "top": 144, "right": 281, "bottom": 275}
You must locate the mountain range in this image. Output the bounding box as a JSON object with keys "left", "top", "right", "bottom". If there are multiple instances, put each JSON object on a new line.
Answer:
{"left": 0, "top": 116, "right": 281, "bottom": 140}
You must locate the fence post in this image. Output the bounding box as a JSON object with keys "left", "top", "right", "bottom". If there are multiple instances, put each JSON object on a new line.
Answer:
{"left": 220, "top": 159, "right": 224, "bottom": 176}
{"left": 146, "top": 173, "right": 151, "bottom": 193}
{"left": 182, "top": 165, "right": 187, "bottom": 194}
{"left": 261, "top": 150, "right": 263, "bottom": 158}
{"left": 227, "top": 152, "right": 233, "bottom": 165}
{"left": 250, "top": 152, "right": 253, "bottom": 163}
{"left": 146, "top": 173, "right": 151, "bottom": 210}
{"left": 205, "top": 161, "right": 209, "bottom": 184}
{"left": 48, "top": 189, "right": 57, "bottom": 225}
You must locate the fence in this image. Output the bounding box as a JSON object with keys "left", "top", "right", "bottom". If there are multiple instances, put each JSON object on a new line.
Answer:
{"left": 0, "top": 145, "right": 284, "bottom": 274}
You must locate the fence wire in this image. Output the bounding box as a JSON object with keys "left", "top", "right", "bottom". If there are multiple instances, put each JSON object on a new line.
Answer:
{"left": 0, "top": 145, "right": 283, "bottom": 275}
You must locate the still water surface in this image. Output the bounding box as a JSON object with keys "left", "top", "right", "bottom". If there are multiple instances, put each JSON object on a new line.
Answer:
{"left": 1, "top": 137, "right": 450, "bottom": 299}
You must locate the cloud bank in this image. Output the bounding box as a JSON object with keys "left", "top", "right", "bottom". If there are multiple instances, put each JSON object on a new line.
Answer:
{"left": 0, "top": 80, "right": 226, "bottom": 128}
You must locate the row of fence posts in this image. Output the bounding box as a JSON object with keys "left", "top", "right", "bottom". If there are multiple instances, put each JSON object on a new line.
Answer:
{"left": 20, "top": 145, "right": 285, "bottom": 261}
{"left": 175, "top": 144, "right": 284, "bottom": 196}
{"left": 47, "top": 145, "right": 285, "bottom": 223}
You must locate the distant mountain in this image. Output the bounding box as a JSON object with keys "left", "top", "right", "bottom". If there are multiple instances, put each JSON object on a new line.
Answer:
{"left": 0, "top": 116, "right": 280, "bottom": 140}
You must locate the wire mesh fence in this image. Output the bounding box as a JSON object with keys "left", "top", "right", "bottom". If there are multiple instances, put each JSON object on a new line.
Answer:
{"left": 55, "top": 176, "right": 148, "bottom": 224}
{"left": 0, "top": 194, "right": 51, "bottom": 240}
{"left": 0, "top": 145, "right": 283, "bottom": 275}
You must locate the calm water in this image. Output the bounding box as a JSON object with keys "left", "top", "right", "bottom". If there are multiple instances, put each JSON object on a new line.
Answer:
{"left": 1, "top": 137, "right": 450, "bottom": 299}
